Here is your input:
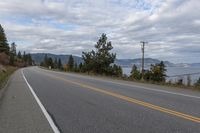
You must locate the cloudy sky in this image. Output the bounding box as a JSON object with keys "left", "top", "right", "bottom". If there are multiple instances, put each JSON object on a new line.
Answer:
{"left": 0, "top": 0, "right": 199, "bottom": 63}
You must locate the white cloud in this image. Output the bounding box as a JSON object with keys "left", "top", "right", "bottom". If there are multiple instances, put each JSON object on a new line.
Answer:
{"left": 0, "top": 0, "right": 200, "bottom": 63}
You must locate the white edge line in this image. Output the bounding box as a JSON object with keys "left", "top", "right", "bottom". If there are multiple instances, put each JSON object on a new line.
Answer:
{"left": 39, "top": 67, "right": 200, "bottom": 99}
{"left": 21, "top": 69, "right": 60, "bottom": 133}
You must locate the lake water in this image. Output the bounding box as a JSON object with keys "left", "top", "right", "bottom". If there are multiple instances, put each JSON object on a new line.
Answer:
{"left": 122, "top": 67, "right": 200, "bottom": 85}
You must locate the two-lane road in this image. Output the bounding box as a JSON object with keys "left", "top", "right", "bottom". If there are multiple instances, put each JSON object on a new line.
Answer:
{"left": 22, "top": 67, "right": 200, "bottom": 133}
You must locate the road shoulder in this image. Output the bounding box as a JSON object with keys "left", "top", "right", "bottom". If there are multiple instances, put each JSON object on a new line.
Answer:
{"left": 0, "top": 69, "right": 54, "bottom": 133}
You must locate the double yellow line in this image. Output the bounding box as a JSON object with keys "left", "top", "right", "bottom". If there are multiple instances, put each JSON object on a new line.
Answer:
{"left": 45, "top": 72, "right": 200, "bottom": 123}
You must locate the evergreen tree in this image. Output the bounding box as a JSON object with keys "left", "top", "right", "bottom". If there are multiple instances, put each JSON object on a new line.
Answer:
{"left": 68, "top": 55, "right": 74, "bottom": 71}
{"left": 58, "top": 58, "right": 62, "bottom": 70}
{"left": 150, "top": 61, "right": 166, "bottom": 82}
{"left": 144, "top": 70, "right": 152, "bottom": 81}
{"left": 117, "top": 65, "right": 123, "bottom": 77}
{"left": 159, "top": 61, "right": 166, "bottom": 79}
{"left": 47, "top": 57, "right": 54, "bottom": 68}
{"left": 110, "top": 64, "right": 123, "bottom": 77}
{"left": 82, "top": 33, "right": 116, "bottom": 75}
{"left": 187, "top": 75, "right": 191, "bottom": 86}
{"left": 40, "top": 62, "right": 44, "bottom": 66}
{"left": 79, "top": 62, "right": 83, "bottom": 72}
{"left": 27, "top": 53, "right": 32, "bottom": 65}
{"left": 54, "top": 58, "right": 58, "bottom": 69}
{"left": 130, "top": 65, "right": 141, "bottom": 80}
{"left": 23, "top": 51, "right": 28, "bottom": 66}
{"left": 0, "top": 24, "right": 9, "bottom": 54}
{"left": 44, "top": 54, "right": 48, "bottom": 67}
{"left": 195, "top": 78, "right": 200, "bottom": 88}
{"left": 74, "top": 63, "right": 78, "bottom": 72}
{"left": 9, "top": 42, "right": 17, "bottom": 65}
{"left": 94, "top": 33, "right": 116, "bottom": 74}
{"left": 17, "top": 51, "right": 22, "bottom": 59}
{"left": 23, "top": 51, "right": 26, "bottom": 60}
{"left": 10, "top": 53, "right": 15, "bottom": 65}
{"left": 10, "top": 42, "right": 17, "bottom": 56}
{"left": 82, "top": 51, "right": 95, "bottom": 73}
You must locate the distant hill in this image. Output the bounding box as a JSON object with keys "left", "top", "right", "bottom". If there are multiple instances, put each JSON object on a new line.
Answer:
{"left": 32, "top": 53, "right": 198, "bottom": 68}
{"left": 115, "top": 58, "right": 175, "bottom": 67}
{"left": 31, "top": 53, "right": 83, "bottom": 65}
{"left": 190, "top": 63, "right": 200, "bottom": 67}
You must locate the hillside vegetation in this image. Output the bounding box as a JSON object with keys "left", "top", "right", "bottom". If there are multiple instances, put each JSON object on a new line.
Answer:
{"left": 0, "top": 66, "right": 17, "bottom": 89}
{"left": 0, "top": 24, "right": 33, "bottom": 89}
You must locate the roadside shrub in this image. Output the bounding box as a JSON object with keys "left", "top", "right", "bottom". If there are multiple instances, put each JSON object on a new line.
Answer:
{"left": 176, "top": 78, "right": 183, "bottom": 85}
{"left": 194, "top": 78, "right": 200, "bottom": 89}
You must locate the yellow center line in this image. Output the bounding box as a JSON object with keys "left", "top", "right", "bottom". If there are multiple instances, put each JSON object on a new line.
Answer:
{"left": 44, "top": 72, "right": 200, "bottom": 123}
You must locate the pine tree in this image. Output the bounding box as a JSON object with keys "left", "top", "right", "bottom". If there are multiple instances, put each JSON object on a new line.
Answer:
{"left": 47, "top": 57, "right": 54, "bottom": 68}
{"left": 195, "top": 78, "right": 200, "bottom": 88}
{"left": 130, "top": 65, "right": 141, "bottom": 80}
{"left": 27, "top": 53, "right": 32, "bottom": 65}
{"left": 73, "top": 63, "right": 78, "bottom": 72}
{"left": 54, "top": 58, "right": 58, "bottom": 69}
{"left": 44, "top": 54, "right": 48, "bottom": 67}
{"left": 10, "top": 42, "right": 17, "bottom": 56}
{"left": 0, "top": 24, "right": 9, "bottom": 54}
{"left": 82, "top": 33, "right": 116, "bottom": 74}
{"left": 10, "top": 53, "right": 15, "bottom": 65}
{"left": 23, "top": 51, "right": 27, "bottom": 66}
{"left": 68, "top": 55, "right": 74, "bottom": 71}
{"left": 17, "top": 51, "right": 22, "bottom": 59}
{"left": 23, "top": 51, "right": 26, "bottom": 60}
{"left": 150, "top": 61, "right": 166, "bottom": 82}
{"left": 159, "top": 61, "right": 166, "bottom": 80}
{"left": 82, "top": 51, "right": 95, "bottom": 73}
{"left": 58, "top": 58, "right": 62, "bottom": 70}
{"left": 94, "top": 33, "right": 116, "bottom": 74}
{"left": 111, "top": 64, "right": 123, "bottom": 77}
{"left": 79, "top": 62, "right": 83, "bottom": 72}
{"left": 9, "top": 42, "right": 17, "bottom": 65}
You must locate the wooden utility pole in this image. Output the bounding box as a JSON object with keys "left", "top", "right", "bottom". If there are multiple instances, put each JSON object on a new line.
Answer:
{"left": 140, "top": 41, "right": 148, "bottom": 81}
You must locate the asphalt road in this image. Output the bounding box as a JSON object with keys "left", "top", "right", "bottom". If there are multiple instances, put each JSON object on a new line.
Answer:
{"left": 22, "top": 67, "right": 200, "bottom": 133}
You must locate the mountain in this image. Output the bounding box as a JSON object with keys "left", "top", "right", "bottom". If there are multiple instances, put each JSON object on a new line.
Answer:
{"left": 174, "top": 63, "right": 190, "bottom": 67}
{"left": 115, "top": 58, "right": 175, "bottom": 67}
{"left": 30, "top": 53, "right": 178, "bottom": 67}
{"left": 31, "top": 53, "right": 83, "bottom": 65}
{"left": 171, "top": 63, "right": 200, "bottom": 68}
{"left": 190, "top": 63, "right": 200, "bottom": 67}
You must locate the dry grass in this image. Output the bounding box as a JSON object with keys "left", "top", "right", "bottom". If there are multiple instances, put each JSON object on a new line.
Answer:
{"left": 0, "top": 65, "right": 17, "bottom": 89}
